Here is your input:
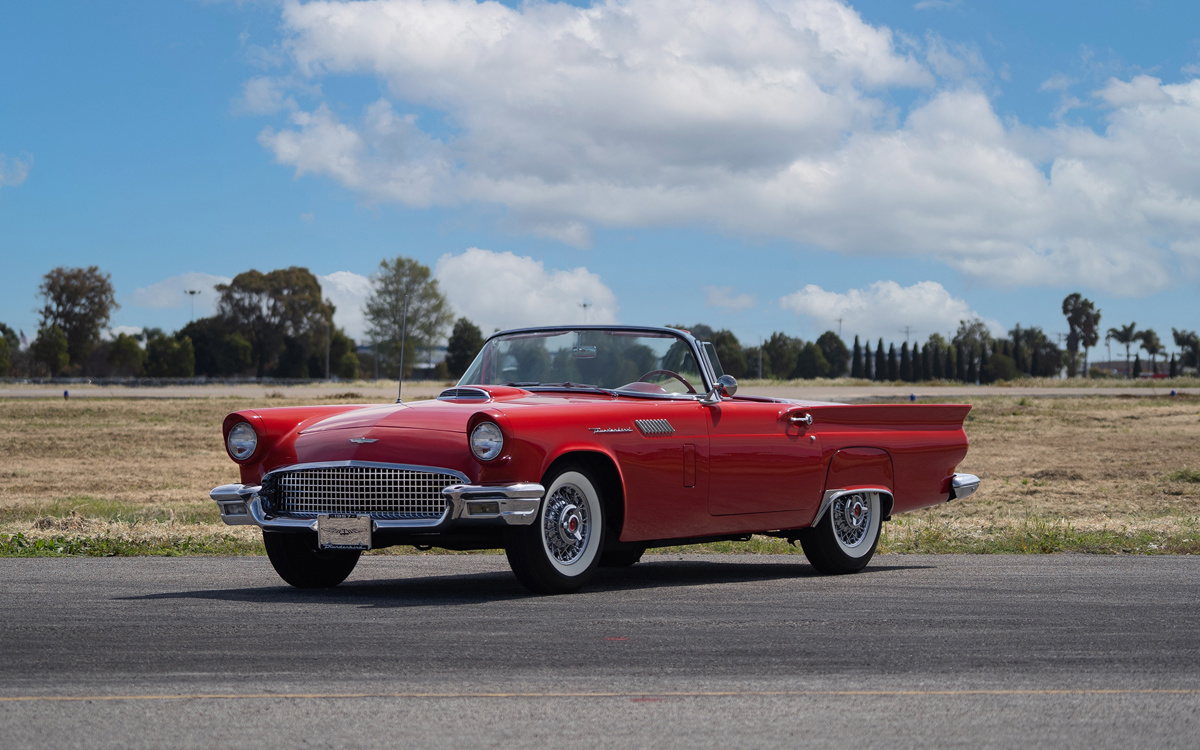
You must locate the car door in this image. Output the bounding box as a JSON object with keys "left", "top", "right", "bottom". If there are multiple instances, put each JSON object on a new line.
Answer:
{"left": 705, "top": 400, "right": 826, "bottom": 516}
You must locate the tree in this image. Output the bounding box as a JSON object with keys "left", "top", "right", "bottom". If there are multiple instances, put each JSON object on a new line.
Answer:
{"left": 1138, "top": 329, "right": 1163, "bottom": 374}
{"left": 37, "top": 266, "right": 119, "bottom": 372}
{"left": 1106, "top": 322, "right": 1139, "bottom": 377}
{"left": 795, "top": 341, "right": 831, "bottom": 379}
{"left": 32, "top": 324, "right": 69, "bottom": 376}
{"left": 1062, "top": 293, "right": 1101, "bottom": 378}
{"left": 762, "top": 332, "right": 803, "bottom": 380}
{"left": 445, "top": 318, "right": 485, "bottom": 378}
{"left": 216, "top": 267, "right": 333, "bottom": 377}
{"left": 0, "top": 335, "right": 8, "bottom": 376}
{"left": 364, "top": 257, "right": 453, "bottom": 379}
{"left": 1172, "top": 328, "right": 1199, "bottom": 370}
{"left": 851, "top": 336, "right": 863, "bottom": 379}
{"left": 886, "top": 344, "right": 898, "bottom": 381}
{"left": 108, "top": 333, "right": 144, "bottom": 377}
{"left": 145, "top": 332, "right": 195, "bottom": 377}
{"left": 900, "top": 342, "right": 912, "bottom": 382}
{"left": 814, "top": 331, "right": 849, "bottom": 378}
{"left": 1133, "top": 353, "right": 1142, "bottom": 378}
{"left": 875, "top": 339, "right": 885, "bottom": 382}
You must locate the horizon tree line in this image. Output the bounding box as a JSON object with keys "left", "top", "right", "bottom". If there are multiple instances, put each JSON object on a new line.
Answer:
{"left": 2, "top": 271, "right": 1198, "bottom": 382}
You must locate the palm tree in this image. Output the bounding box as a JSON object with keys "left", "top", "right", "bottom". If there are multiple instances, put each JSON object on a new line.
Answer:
{"left": 1173, "top": 328, "right": 1199, "bottom": 371}
{"left": 1107, "top": 322, "right": 1139, "bottom": 377}
{"left": 1138, "top": 329, "right": 1163, "bottom": 375}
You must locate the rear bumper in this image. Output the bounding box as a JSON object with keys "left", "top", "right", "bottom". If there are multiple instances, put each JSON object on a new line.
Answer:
{"left": 210, "top": 481, "right": 545, "bottom": 533}
{"left": 949, "top": 473, "right": 981, "bottom": 500}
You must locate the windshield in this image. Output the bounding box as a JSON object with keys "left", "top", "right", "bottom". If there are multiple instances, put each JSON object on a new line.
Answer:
{"left": 458, "top": 329, "right": 707, "bottom": 396}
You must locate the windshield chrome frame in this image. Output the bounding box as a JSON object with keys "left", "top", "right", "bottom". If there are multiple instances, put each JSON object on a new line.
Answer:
{"left": 457, "top": 325, "right": 718, "bottom": 399}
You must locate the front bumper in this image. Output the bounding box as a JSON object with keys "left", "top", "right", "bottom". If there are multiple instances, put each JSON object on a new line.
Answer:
{"left": 210, "top": 481, "right": 545, "bottom": 533}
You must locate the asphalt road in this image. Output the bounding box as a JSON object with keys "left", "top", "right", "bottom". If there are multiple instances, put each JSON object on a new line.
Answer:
{"left": 2, "top": 554, "right": 1199, "bottom": 748}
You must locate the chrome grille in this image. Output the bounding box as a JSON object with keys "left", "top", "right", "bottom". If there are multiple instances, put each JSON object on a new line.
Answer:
{"left": 274, "top": 465, "right": 460, "bottom": 520}
{"left": 635, "top": 418, "right": 675, "bottom": 436}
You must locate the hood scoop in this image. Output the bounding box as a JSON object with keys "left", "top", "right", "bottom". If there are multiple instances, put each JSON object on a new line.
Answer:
{"left": 438, "top": 387, "right": 492, "bottom": 402}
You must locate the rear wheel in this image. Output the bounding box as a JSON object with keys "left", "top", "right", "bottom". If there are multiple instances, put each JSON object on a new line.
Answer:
{"left": 798, "top": 491, "right": 881, "bottom": 574}
{"left": 263, "top": 531, "right": 361, "bottom": 588}
{"left": 505, "top": 465, "right": 605, "bottom": 594}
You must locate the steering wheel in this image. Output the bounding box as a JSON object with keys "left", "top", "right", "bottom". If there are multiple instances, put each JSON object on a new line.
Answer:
{"left": 638, "top": 369, "right": 696, "bottom": 394}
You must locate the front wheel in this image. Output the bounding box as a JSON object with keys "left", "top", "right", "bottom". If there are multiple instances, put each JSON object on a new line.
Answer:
{"left": 505, "top": 466, "right": 605, "bottom": 594}
{"left": 798, "top": 491, "right": 881, "bottom": 574}
{"left": 263, "top": 531, "right": 361, "bottom": 588}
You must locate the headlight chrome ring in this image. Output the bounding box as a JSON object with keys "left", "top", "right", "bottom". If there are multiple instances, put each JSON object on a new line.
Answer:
{"left": 227, "top": 421, "right": 258, "bottom": 461}
{"left": 470, "top": 421, "right": 504, "bottom": 461}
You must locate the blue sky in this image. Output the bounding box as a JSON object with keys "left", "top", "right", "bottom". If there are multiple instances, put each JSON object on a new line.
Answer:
{"left": 2, "top": 0, "right": 1199, "bottom": 360}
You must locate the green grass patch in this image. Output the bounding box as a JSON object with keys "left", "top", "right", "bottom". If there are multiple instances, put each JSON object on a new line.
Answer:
{"left": 0, "top": 531, "right": 264, "bottom": 557}
{"left": 1167, "top": 467, "right": 1200, "bottom": 483}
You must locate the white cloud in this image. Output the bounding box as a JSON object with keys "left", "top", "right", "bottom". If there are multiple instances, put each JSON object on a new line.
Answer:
{"left": 128, "top": 272, "right": 231, "bottom": 316}
{"left": 1094, "top": 75, "right": 1172, "bottom": 107}
{"left": 0, "top": 153, "right": 32, "bottom": 188}
{"left": 704, "top": 286, "right": 757, "bottom": 311}
{"left": 237, "top": 76, "right": 296, "bottom": 115}
{"left": 248, "top": 0, "right": 1200, "bottom": 296}
{"left": 318, "top": 271, "right": 373, "bottom": 341}
{"left": 780, "top": 280, "right": 999, "bottom": 342}
{"left": 435, "top": 248, "right": 618, "bottom": 332}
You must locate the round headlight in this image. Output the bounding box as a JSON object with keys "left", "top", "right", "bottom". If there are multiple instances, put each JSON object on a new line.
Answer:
{"left": 470, "top": 421, "right": 504, "bottom": 461}
{"left": 226, "top": 421, "right": 258, "bottom": 461}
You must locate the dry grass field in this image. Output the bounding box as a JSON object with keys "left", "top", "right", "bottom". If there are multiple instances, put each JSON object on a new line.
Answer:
{"left": 1, "top": 393, "right": 1198, "bottom": 555}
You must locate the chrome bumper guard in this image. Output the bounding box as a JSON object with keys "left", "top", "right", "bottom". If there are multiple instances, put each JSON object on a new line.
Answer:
{"left": 949, "top": 473, "right": 981, "bottom": 500}
{"left": 210, "top": 481, "right": 545, "bottom": 532}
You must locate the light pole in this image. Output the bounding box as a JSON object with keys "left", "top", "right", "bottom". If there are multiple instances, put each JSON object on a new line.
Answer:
{"left": 185, "top": 290, "right": 201, "bottom": 321}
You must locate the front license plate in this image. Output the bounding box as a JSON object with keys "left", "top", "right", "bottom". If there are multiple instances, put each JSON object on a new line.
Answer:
{"left": 317, "top": 514, "right": 372, "bottom": 550}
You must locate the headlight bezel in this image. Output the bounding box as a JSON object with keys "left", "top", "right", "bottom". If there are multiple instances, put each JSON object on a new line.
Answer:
{"left": 226, "top": 421, "right": 259, "bottom": 462}
{"left": 470, "top": 421, "right": 504, "bottom": 462}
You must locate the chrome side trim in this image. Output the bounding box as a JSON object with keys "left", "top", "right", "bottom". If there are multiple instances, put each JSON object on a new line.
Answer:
{"left": 813, "top": 488, "right": 894, "bottom": 526}
{"left": 635, "top": 418, "right": 675, "bottom": 436}
{"left": 950, "top": 473, "right": 981, "bottom": 500}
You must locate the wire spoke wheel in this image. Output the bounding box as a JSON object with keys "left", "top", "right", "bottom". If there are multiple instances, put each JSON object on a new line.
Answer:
{"left": 798, "top": 491, "right": 882, "bottom": 575}
{"left": 505, "top": 465, "right": 605, "bottom": 594}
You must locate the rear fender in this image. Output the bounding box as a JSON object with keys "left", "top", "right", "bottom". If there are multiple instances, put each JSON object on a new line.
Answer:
{"left": 820, "top": 447, "right": 895, "bottom": 521}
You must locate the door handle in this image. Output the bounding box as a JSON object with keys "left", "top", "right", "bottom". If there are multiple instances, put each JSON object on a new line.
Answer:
{"left": 788, "top": 413, "right": 813, "bottom": 427}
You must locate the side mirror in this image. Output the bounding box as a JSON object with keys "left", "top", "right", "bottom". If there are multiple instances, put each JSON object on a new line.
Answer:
{"left": 700, "top": 375, "right": 738, "bottom": 405}
{"left": 716, "top": 374, "right": 738, "bottom": 397}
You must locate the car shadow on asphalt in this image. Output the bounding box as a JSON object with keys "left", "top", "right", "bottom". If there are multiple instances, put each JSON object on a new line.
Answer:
{"left": 119, "top": 559, "right": 932, "bottom": 608}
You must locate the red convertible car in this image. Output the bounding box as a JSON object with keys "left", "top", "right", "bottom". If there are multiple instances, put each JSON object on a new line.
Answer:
{"left": 212, "top": 325, "right": 979, "bottom": 594}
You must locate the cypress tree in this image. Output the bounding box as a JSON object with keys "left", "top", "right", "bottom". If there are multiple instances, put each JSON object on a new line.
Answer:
{"left": 851, "top": 336, "right": 863, "bottom": 379}
{"left": 967, "top": 348, "right": 978, "bottom": 383}
{"left": 1133, "top": 354, "right": 1142, "bottom": 377}
{"left": 887, "top": 344, "right": 898, "bottom": 381}
{"left": 946, "top": 345, "right": 958, "bottom": 382}
{"left": 979, "top": 343, "right": 991, "bottom": 383}
{"left": 956, "top": 345, "right": 968, "bottom": 381}
{"left": 932, "top": 342, "right": 943, "bottom": 380}
{"left": 875, "top": 339, "right": 886, "bottom": 382}
{"left": 864, "top": 342, "right": 873, "bottom": 380}
{"left": 1170, "top": 353, "right": 1177, "bottom": 378}
{"left": 900, "top": 342, "right": 911, "bottom": 381}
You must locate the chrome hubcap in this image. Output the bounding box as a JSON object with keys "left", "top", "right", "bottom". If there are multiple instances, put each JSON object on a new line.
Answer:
{"left": 543, "top": 485, "right": 590, "bottom": 565}
{"left": 832, "top": 493, "right": 871, "bottom": 548}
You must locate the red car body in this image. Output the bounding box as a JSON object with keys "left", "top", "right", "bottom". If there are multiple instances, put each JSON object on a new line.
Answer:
{"left": 212, "top": 326, "right": 978, "bottom": 593}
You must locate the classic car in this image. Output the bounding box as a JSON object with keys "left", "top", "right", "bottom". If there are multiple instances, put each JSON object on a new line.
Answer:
{"left": 211, "top": 325, "right": 979, "bottom": 594}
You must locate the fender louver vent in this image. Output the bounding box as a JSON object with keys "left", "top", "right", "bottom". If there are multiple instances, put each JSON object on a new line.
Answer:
{"left": 635, "top": 418, "right": 675, "bottom": 436}
{"left": 438, "top": 387, "right": 491, "bottom": 402}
